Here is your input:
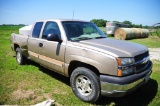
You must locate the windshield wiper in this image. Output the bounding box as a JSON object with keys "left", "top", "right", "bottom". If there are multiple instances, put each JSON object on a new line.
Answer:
{"left": 72, "top": 37, "right": 93, "bottom": 41}
{"left": 94, "top": 36, "right": 106, "bottom": 39}
{"left": 71, "top": 36, "right": 106, "bottom": 42}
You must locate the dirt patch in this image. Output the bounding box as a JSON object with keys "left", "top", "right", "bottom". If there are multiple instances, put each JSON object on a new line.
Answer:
{"left": 33, "top": 93, "right": 53, "bottom": 103}
{"left": 149, "top": 48, "right": 160, "bottom": 60}
{"left": 12, "top": 89, "right": 54, "bottom": 104}
{"left": 43, "top": 93, "right": 52, "bottom": 99}
{"left": 12, "top": 89, "right": 36, "bottom": 100}
{"left": 52, "top": 89, "right": 67, "bottom": 95}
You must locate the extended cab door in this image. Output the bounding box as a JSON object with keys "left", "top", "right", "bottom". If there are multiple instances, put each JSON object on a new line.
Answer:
{"left": 28, "top": 22, "right": 43, "bottom": 62}
{"left": 38, "top": 21, "right": 65, "bottom": 74}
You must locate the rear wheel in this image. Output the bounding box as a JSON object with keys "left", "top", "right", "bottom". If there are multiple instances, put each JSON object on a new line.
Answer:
{"left": 70, "top": 67, "right": 101, "bottom": 103}
{"left": 16, "top": 48, "right": 26, "bottom": 65}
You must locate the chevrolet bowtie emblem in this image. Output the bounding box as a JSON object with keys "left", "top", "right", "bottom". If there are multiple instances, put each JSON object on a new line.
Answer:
{"left": 142, "top": 56, "right": 149, "bottom": 64}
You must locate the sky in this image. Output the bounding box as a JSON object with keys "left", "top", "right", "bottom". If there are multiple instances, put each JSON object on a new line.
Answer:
{"left": 0, "top": 0, "right": 159, "bottom": 26}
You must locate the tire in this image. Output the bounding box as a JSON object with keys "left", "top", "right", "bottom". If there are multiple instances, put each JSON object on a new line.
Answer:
{"left": 16, "top": 48, "right": 26, "bottom": 65}
{"left": 70, "top": 67, "right": 101, "bottom": 103}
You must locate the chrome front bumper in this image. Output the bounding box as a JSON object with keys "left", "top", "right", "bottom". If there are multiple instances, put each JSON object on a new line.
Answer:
{"left": 100, "top": 61, "right": 152, "bottom": 97}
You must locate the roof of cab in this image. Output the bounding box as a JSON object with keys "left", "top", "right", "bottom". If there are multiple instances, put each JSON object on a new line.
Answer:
{"left": 37, "top": 19, "right": 89, "bottom": 22}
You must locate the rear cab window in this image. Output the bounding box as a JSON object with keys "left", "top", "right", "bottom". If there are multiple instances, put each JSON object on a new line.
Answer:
{"left": 32, "top": 22, "right": 43, "bottom": 38}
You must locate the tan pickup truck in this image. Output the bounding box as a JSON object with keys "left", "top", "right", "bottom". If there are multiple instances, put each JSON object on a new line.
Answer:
{"left": 10, "top": 19, "right": 152, "bottom": 103}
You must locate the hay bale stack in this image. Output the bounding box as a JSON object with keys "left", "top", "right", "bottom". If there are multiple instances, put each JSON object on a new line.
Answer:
{"left": 141, "top": 29, "right": 149, "bottom": 38}
{"left": 115, "top": 28, "right": 150, "bottom": 40}
{"left": 115, "top": 28, "right": 135, "bottom": 40}
{"left": 132, "top": 28, "right": 141, "bottom": 38}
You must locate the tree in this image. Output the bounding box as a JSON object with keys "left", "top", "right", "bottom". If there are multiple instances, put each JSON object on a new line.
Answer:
{"left": 90, "top": 19, "right": 97, "bottom": 24}
{"left": 123, "top": 20, "right": 132, "bottom": 27}
{"left": 90, "top": 19, "right": 107, "bottom": 27}
{"left": 113, "top": 20, "right": 119, "bottom": 23}
{"left": 139, "top": 24, "right": 142, "bottom": 28}
{"left": 143, "top": 25, "right": 149, "bottom": 29}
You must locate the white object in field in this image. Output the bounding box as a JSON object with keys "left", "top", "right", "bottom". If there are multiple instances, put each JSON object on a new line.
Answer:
{"left": 19, "top": 24, "right": 33, "bottom": 36}
{"left": 106, "top": 22, "right": 129, "bottom": 35}
{"left": 34, "top": 99, "right": 55, "bottom": 106}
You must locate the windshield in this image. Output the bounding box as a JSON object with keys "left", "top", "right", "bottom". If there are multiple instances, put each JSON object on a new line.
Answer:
{"left": 62, "top": 21, "right": 107, "bottom": 41}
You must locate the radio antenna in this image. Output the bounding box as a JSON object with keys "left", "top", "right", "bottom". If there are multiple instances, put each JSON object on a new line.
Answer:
{"left": 72, "top": 7, "right": 75, "bottom": 20}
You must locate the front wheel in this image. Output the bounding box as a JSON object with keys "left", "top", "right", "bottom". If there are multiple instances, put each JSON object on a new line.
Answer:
{"left": 16, "top": 48, "right": 26, "bottom": 65}
{"left": 70, "top": 67, "right": 101, "bottom": 103}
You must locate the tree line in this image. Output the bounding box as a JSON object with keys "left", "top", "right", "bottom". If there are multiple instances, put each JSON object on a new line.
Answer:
{"left": 0, "top": 24, "right": 26, "bottom": 26}
{"left": 90, "top": 19, "right": 150, "bottom": 29}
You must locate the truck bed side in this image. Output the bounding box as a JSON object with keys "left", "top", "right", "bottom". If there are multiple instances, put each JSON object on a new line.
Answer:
{"left": 10, "top": 33, "right": 29, "bottom": 57}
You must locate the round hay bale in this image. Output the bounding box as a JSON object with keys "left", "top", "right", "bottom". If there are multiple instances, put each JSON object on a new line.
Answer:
{"left": 132, "top": 28, "right": 141, "bottom": 38}
{"left": 141, "top": 29, "right": 149, "bottom": 38}
{"left": 115, "top": 28, "right": 135, "bottom": 40}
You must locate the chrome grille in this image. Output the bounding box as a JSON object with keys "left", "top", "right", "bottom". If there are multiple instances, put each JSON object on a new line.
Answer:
{"left": 134, "top": 51, "right": 149, "bottom": 62}
{"left": 134, "top": 51, "right": 149, "bottom": 73}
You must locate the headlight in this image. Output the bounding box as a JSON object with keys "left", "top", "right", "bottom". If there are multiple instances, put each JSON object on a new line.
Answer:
{"left": 117, "top": 58, "right": 134, "bottom": 65}
{"left": 117, "top": 58, "right": 135, "bottom": 76}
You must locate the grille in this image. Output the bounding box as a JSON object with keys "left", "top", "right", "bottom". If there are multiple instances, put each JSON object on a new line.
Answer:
{"left": 136, "top": 61, "right": 149, "bottom": 73}
{"left": 134, "top": 51, "right": 149, "bottom": 62}
{"left": 134, "top": 51, "right": 149, "bottom": 73}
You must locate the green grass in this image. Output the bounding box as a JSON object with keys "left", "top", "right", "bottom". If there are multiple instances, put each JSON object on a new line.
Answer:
{"left": 99, "top": 27, "right": 106, "bottom": 33}
{"left": 129, "top": 36, "right": 160, "bottom": 48}
{"left": 0, "top": 26, "right": 160, "bottom": 105}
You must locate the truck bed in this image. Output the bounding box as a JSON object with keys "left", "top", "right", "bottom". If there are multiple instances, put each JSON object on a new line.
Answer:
{"left": 10, "top": 33, "right": 28, "bottom": 51}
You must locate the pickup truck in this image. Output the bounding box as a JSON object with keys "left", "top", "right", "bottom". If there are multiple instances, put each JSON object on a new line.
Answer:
{"left": 10, "top": 19, "right": 152, "bottom": 103}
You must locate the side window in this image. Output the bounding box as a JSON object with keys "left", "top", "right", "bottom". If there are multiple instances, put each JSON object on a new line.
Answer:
{"left": 32, "top": 22, "right": 43, "bottom": 38}
{"left": 42, "top": 21, "right": 61, "bottom": 39}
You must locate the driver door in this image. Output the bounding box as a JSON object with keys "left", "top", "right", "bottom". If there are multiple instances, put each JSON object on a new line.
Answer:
{"left": 38, "top": 21, "right": 65, "bottom": 74}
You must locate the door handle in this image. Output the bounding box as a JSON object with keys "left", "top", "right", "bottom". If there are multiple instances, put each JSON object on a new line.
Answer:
{"left": 39, "top": 43, "right": 43, "bottom": 47}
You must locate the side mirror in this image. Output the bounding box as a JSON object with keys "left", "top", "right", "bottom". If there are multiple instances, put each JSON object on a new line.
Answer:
{"left": 47, "top": 34, "right": 62, "bottom": 43}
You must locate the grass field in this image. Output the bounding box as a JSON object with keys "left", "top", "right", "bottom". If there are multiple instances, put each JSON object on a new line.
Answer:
{"left": 0, "top": 26, "right": 160, "bottom": 106}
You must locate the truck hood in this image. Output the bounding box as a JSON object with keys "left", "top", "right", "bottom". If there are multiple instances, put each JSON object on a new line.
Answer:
{"left": 73, "top": 38, "right": 148, "bottom": 57}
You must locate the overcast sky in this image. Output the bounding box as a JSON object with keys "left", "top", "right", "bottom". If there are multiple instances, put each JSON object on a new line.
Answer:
{"left": 0, "top": 0, "right": 159, "bottom": 26}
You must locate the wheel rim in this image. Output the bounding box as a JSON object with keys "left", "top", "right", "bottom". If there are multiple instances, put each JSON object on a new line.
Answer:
{"left": 76, "top": 75, "right": 92, "bottom": 96}
{"left": 16, "top": 52, "right": 21, "bottom": 63}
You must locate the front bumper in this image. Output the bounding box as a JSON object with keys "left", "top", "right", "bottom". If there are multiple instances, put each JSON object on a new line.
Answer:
{"left": 100, "top": 61, "right": 152, "bottom": 97}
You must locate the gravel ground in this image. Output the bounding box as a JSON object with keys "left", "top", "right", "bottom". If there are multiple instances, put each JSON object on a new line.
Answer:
{"left": 148, "top": 48, "right": 160, "bottom": 60}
